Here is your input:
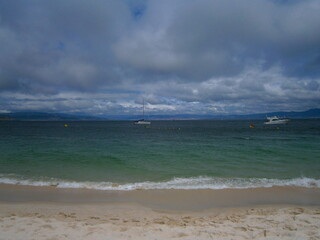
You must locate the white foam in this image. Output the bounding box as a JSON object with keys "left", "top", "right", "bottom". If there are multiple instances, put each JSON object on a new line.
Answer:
{"left": 0, "top": 174, "right": 319, "bottom": 190}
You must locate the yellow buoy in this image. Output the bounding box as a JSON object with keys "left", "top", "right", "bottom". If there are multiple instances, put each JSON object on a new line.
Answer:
{"left": 64, "top": 124, "right": 68, "bottom": 127}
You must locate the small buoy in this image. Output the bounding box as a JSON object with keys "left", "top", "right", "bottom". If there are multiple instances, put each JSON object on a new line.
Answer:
{"left": 64, "top": 124, "right": 68, "bottom": 127}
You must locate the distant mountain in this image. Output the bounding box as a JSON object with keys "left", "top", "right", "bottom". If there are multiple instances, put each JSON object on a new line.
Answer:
{"left": 0, "top": 108, "right": 319, "bottom": 121}
{"left": 110, "top": 108, "right": 320, "bottom": 120}
{"left": 0, "top": 112, "right": 102, "bottom": 121}
{"left": 233, "top": 108, "right": 320, "bottom": 120}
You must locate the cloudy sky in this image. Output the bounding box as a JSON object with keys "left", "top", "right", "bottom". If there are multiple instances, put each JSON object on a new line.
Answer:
{"left": 0, "top": 0, "right": 319, "bottom": 116}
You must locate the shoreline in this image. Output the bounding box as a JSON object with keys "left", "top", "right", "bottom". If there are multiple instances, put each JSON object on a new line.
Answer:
{"left": 1, "top": 183, "right": 319, "bottom": 210}
{"left": 1, "top": 184, "right": 320, "bottom": 239}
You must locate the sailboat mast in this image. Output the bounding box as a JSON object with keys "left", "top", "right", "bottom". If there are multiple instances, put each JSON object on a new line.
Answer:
{"left": 133, "top": 99, "right": 151, "bottom": 124}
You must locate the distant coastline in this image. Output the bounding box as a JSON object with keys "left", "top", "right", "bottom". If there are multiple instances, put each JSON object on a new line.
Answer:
{"left": 1, "top": 108, "right": 319, "bottom": 121}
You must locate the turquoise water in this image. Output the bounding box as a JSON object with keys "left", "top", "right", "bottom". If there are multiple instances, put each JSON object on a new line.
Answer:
{"left": 0, "top": 120, "right": 319, "bottom": 190}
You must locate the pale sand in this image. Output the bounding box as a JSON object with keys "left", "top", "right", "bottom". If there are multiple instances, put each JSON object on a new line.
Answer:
{"left": 0, "top": 185, "right": 320, "bottom": 239}
{"left": 1, "top": 202, "right": 320, "bottom": 240}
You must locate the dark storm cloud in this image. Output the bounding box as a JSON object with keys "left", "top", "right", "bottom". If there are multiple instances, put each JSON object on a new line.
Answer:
{"left": 0, "top": 0, "right": 319, "bottom": 114}
{"left": 115, "top": 0, "right": 320, "bottom": 80}
{"left": 0, "top": 0, "right": 130, "bottom": 93}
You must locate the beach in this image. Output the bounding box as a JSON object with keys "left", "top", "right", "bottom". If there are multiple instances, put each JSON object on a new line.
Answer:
{"left": 1, "top": 202, "right": 320, "bottom": 240}
{"left": 1, "top": 184, "right": 320, "bottom": 240}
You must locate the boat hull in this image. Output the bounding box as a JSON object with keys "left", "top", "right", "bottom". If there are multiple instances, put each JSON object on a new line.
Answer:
{"left": 134, "top": 121, "right": 151, "bottom": 125}
{"left": 264, "top": 119, "right": 290, "bottom": 125}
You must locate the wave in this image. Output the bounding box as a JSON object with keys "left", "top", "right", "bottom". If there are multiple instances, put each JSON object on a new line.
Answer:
{"left": 0, "top": 174, "right": 319, "bottom": 190}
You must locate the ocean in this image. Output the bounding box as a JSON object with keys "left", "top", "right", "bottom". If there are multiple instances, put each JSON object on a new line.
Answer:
{"left": 0, "top": 120, "right": 319, "bottom": 190}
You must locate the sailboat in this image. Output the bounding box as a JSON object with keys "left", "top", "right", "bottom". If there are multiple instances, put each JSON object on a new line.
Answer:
{"left": 134, "top": 100, "right": 151, "bottom": 125}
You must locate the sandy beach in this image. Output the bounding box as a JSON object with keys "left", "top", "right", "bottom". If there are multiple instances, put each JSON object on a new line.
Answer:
{"left": 1, "top": 184, "right": 320, "bottom": 239}
{"left": 1, "top": 202, "right": 320, "bottom": 240}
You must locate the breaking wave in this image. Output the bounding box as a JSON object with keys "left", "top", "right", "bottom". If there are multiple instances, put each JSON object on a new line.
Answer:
{"left": 0, "top": 174, "right": 319, "bottom": 190}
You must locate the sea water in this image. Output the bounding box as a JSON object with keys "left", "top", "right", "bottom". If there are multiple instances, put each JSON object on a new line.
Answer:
{"left": 0, "top": 120, "right": 319, "bottom": 190}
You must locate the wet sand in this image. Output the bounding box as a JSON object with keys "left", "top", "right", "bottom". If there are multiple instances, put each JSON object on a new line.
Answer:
{"left": 1, "top": 184, "right": 320, "bottom": 209}
{"left": 0, "top": 184, "right": 320, "bottom": 239}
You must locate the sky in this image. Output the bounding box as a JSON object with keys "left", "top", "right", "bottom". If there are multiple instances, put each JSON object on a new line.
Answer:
{"left": 0, "top": 0, "right": 319, "bottom": 116}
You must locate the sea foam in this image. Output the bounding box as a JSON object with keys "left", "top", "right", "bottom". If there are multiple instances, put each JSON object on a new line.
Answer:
{"left": 0, "top": 174, "right": 319, "bottom": 190}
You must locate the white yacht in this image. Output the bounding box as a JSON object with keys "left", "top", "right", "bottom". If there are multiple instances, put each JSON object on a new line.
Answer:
{"left": 134, "top": 119, "right": 151, "bottom": 125}
{"left": 264, "top": 116, "right": 290, "bottom": 125}
{"left": 134, "top": 100, "right": 151, "bottom": 125}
